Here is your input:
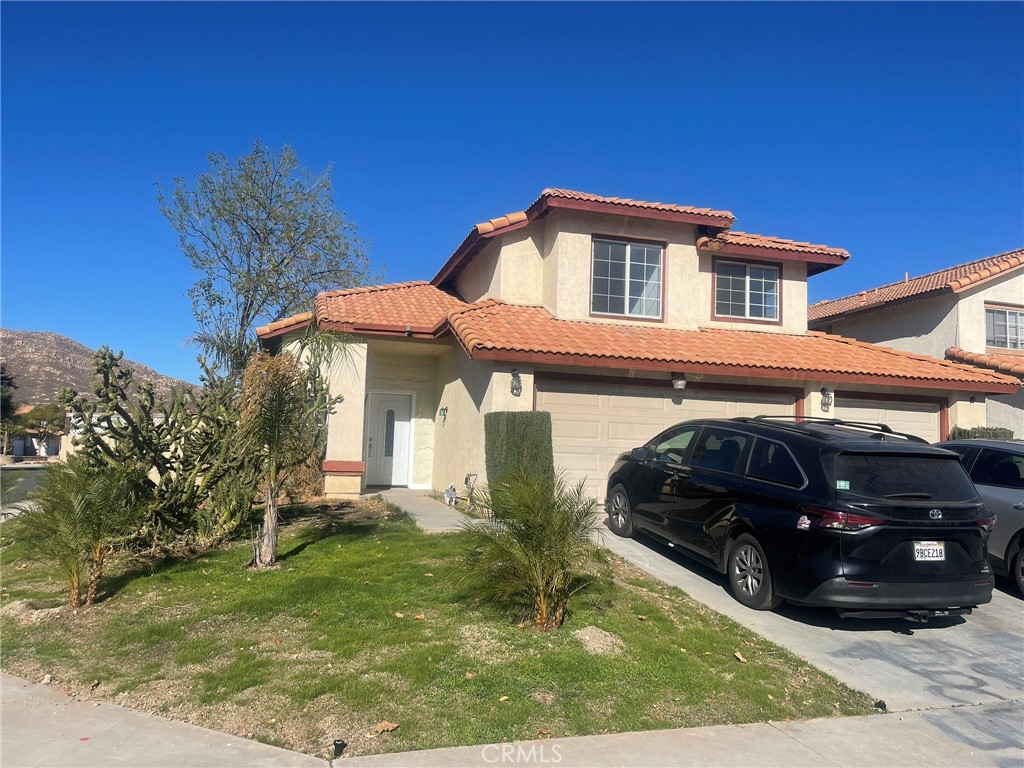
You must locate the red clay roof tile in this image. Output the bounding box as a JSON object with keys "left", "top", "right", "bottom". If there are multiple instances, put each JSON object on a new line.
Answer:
{"left": 314, "top": 281, "right": 466, "bottom": 336}
{"left": 432, "top": 188, "right": 738, "bottom": 286}
{"left": 808, "top": 248, "right": 1024, "bottom": 324}
{"left": 445, "top": 302, "right": 1019, "bottom": 393}
{"left": 255, "top": 311, "right": 314, "bottom": 340}
{"left": 945, "top": 347, "right": 1024, "bottom": 378}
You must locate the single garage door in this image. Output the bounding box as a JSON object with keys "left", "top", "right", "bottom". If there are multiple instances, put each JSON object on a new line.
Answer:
{"left": 833, "top": 397, "right": 940, "bottom": 443}
{"left": 536, "top": 379, "right": 796, "bottom": 500}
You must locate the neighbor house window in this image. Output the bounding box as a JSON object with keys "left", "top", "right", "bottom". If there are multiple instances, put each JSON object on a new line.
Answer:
{"left": 591, "top": 239, "right": 662, "bottom": 319}
{"left": 986, "top": 307, "right": 1022, "bottom": 350}
{"left": 715, "top": 261, "right": 779, "bottom": 321}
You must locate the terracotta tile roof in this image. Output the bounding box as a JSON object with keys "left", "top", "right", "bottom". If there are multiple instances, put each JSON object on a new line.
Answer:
{"left": 432, "top": 188, "right": 736, "bottom": 286}
{"left": 808, "top": 248, "right": 1024, "bottom": 325}
{"left": 256, "top": 312, "right": 313, "bottom": 340}
{"left": 541, "top": 189, "right": 734, "bottom": 224}
{"left": 446, "top": 301, "right": 1020, "bottom": 393}
{"left": 945, "top": 347, "right": 1024, "bottom": 378}
{"left": 698, "top": 231, "right": 849, "bottom": 276}
{"left": 314, "top": 281, "right": 467, "bottom": 336}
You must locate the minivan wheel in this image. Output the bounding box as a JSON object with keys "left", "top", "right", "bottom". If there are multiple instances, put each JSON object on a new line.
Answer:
{"left": 607, "top": 484, "right": 634, "bottom": 537}
{"left": 728, "top": 534, "right": 783, "bottom": 610}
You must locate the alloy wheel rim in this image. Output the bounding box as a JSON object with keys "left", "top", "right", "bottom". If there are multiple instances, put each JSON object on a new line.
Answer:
{"left": 734, "top": 545, "right": 764, "bottom": 596}
{"left": 611, "top": 493, "right": 627, "bottom": 528}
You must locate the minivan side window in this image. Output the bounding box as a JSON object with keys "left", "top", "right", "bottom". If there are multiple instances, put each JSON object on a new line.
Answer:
{"left": 650, "top": 427, "right": 698, "bottom": 464}
{"left": 747, "top": 438, "right": 805, "bottom": 488}
{"left": 690, "top": 428, "right": 748, "bottom": 474}
{"left": 970, "top": 449, "right": 1024, "bottom": 489}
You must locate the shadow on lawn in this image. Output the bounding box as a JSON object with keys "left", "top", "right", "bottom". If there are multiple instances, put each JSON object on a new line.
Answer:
{"left": 276, "top": 500, "right": 402, "bottom": 562}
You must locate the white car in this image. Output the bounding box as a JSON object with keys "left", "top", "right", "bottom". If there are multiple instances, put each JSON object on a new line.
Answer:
{"left": 937, "top": 439, "right": 1024, "bottom": 595}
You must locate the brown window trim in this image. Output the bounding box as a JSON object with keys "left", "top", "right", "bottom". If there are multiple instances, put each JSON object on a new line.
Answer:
{"left": 589, "top": 234, "right": 667, "bottom": 324}
{"left": 711, "top": 256, "right": 784, "bottom": 326}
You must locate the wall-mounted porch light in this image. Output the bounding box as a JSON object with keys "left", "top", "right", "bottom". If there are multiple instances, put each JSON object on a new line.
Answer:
{"left": 820, "top": 386, "right": 833, "bottom": 413}
{"left": 671, "top": 372, "right": 688, "bottom": 390}
{"left": 510, "top": 369, "right": 523, "bottom": 397}
{"left": 438, "top": 406, "right": 448, "bottom": 422}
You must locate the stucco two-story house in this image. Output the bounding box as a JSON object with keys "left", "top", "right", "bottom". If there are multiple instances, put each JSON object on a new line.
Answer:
{"left": 258, "top": 189, "right": 1020, "bottom": 499}
{"left": 809, "top": 249, "right": 1024, "bottom": 437}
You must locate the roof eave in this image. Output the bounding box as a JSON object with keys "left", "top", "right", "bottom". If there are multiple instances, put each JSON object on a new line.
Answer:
{"left": 808, "top": 287, "right": 952, "bottom": 328}
{"left": 462, "top": 348, "right": 1019, "bottom": 394}
{"left": 698, "top": 238, "right": 848, "bottom": 275}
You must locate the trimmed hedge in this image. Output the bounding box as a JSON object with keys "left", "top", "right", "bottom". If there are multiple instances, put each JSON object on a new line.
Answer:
{"left": 948, "top": 425, "right": 1016, "bottom": 440}
{"left": 484, "top": 411, "right": 555, "bottom": 486}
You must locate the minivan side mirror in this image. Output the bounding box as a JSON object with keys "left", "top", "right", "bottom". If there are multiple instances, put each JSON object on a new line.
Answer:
{"left": 631, "top": 447, "right": 650, "bottom": 462}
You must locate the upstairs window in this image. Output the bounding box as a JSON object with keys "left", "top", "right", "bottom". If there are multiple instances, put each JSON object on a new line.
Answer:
{"left": 986, "top": 307, "right": 1022, "bottom": 350}
{"left": 591, "top": 239, "right": 662, "bottom": 319}
{"left": 715, "top": 261, "right": 779, "bottom": 321}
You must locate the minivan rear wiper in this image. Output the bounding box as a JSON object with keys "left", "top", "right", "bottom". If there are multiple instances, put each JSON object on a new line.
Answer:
{"left": 884, "top": 492, "right": 932, "bottom": 499}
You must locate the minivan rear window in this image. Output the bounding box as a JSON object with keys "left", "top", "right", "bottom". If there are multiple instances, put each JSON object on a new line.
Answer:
{"left": 833, "top": 453, "right": 978, "bottom": 502}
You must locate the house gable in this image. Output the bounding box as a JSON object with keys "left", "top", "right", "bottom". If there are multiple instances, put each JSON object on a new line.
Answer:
{"left": 439, "top": 189, "right": 847, "bottom": 335}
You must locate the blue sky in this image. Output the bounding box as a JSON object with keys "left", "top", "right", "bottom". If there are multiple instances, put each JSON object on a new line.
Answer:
{"left": 2, "top": 2, "right": 1022, "bottom": 384}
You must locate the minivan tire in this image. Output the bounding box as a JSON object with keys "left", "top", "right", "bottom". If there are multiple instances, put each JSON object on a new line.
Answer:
{"left": 728, "top": 534, "right": 783, "bottom": 610}
{"left": 607, "top": 484, "right": 634, "bottom": 537}
{"left": 1012, "top": 546, "right": 1024, "bottom": 596}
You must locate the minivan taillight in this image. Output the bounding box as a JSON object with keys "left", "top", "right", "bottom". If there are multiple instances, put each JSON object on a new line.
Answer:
{"left": 805, "top": 506, "right": 885, "bottom": 531}
{"left": 977, "top": 513, "right": 997, "bottom": 533}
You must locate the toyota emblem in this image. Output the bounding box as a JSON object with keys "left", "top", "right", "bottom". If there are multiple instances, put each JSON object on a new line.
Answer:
{"left": 929, "top": 509, "right": 942, "bottom": 520}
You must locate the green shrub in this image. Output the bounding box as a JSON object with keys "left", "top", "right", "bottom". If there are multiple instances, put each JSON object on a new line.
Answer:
{"left": 461, "top": 469, "right": 608, "bottom": 630}
{"left": 484, "top": 411, "right": 554, "bottom": 486}
{"left": 948, "top": 425, "right": 1015, "bottom": 440}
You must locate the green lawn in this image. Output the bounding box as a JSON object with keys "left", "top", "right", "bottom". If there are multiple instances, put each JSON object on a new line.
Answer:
{"left": 0, "top": 499, "right": 875, "bottom": 758}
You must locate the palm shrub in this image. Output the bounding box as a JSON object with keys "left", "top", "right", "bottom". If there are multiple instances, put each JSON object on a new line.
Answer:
{"left": 461, "top": 469, "right": 609, "bottom": 630}
{"left": 17, "top": 456, "right": 146, "bottom": 606}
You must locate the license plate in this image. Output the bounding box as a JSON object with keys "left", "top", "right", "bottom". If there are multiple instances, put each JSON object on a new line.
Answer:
{"left": 914, "top": 541, "right": 945, "bottom": 561}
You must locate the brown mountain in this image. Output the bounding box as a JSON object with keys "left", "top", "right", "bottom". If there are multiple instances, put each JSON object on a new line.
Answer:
{"left": 0, "top": 329, "right": 190, "bottom": 406}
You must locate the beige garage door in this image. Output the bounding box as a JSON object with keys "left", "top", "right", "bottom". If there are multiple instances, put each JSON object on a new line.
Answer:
{"left": 536, "top": 380, "right": 795, "bottom": 500}
{"left": 833, "top": 397, "right": 940, "bottom": 443}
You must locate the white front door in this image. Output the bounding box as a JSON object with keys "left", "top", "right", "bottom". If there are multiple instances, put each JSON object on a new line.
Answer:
{"left": 366, "top": 393, "right": 412, "bottom": 486}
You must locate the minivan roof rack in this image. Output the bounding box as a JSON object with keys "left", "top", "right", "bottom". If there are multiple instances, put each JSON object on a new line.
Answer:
{"left": 731, "top": 415, "right": 929, "bottom": 444}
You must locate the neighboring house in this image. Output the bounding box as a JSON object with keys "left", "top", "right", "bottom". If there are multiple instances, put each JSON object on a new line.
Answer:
{"left": 258, "top": 189, "right": 1020, "bottom": 499}
{"left": 808, "top": 249, "right": 1024, "bottom": 437}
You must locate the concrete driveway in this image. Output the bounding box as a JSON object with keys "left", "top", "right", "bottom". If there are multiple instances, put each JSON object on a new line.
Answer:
{"left": 599, "top": 525, "right": 1024, "bottom": 761}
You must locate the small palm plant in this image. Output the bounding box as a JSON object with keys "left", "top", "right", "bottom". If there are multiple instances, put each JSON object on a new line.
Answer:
{"left": 17, "top": 456, "right": 145, "bottom": 606}
{"left": 239, "top": 351, "right": 315, "bottom": 569}
{"left": 461, "top": 469, "right": 609, "bottom": 630}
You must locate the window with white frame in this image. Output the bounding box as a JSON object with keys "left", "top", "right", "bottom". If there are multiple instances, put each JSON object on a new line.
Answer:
{"left": 986, "top": 307, "right": 1022, "bottom": 349}
{"left": 715, "top": 261, "right": 779, "bottom": 321}
{"left": 591, "top": 239, "right": 662, "bottom": 319}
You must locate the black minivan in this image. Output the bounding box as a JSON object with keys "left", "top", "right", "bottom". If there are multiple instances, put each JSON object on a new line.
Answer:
{"left": 606, "top": 416, "right": 995, "bottom": 620}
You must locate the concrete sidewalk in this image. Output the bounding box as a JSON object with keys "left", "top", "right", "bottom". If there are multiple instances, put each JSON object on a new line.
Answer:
{"left": 0, "top": 673, "right": 325, "bottom": 768}
{"left": 378, "top": 487, "right": 465, "bottom": 533}
{"left": 3, "top": 671, "right": 1019, "bottom": 767}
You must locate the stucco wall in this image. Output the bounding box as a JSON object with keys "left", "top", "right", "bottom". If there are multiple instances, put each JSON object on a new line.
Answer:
{"left": 365, "top": 348, "right": 440, "bottom": 488}
{"left": 824, "top": 270, "right": 1023, "bottom": 357}
{"left": 431, "top": 347, "right": 534, "bottom": 492}
{"left": 455, "top": 208, "right": 809, "bottom": 334}
{"left": 954, "top": 271, "right": 1024, "bottom": 353}
{"left": 989, "top": 391, "right": 1024, "bottom": 437}
{"left": 322, "top": 338, "right": 368, "bottom": 497}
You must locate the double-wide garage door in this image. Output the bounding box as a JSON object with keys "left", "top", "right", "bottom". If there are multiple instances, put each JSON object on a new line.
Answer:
{"left": 536, "top": 379, "right": 796, "bottom": 500}
{"left": 833, "top": 397, "right": 940, "bottom": 444}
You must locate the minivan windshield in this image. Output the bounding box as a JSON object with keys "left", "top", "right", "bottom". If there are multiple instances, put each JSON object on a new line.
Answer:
{"left": 833, "top": 453, "right": 978, "bottom": 502}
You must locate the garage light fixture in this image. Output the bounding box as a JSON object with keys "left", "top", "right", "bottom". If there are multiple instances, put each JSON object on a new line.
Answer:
{"left": 510, "top": 369, "right": 523, "bottom": 397}
{"left": 671, "top": 373, "right": 688, "bottom": 390}
{"left": 820, "top": 386, "right": 833, "bottom": 412}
